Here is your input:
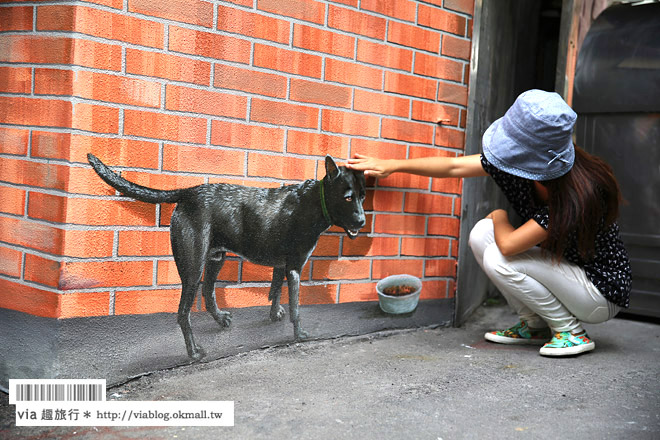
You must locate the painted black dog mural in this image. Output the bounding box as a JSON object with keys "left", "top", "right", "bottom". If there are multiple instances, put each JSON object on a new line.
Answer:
{"left": 88, "top": 154, "right": 366, "bottom": 360}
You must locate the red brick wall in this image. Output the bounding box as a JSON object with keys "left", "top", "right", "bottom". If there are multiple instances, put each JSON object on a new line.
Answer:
{"left": 0, "top": 0, "right": 474, "bottom": 319}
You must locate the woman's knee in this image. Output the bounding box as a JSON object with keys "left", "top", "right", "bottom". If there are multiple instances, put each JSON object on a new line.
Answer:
{"left": 468, "top": 218, "right": 494, "bottom": 257}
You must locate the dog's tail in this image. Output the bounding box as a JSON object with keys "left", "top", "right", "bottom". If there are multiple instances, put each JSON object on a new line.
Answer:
{"left": 87, "top": 153, "right": 185, "bottom": 204}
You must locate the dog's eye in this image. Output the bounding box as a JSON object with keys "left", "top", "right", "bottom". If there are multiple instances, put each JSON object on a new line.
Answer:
{"left": 345, "top": 196, "right": 352, "bottom": 202}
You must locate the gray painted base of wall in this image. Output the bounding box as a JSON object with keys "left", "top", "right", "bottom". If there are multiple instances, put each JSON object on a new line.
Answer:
{"left": 0, "top": 299, "right": 452, "bottom": 391}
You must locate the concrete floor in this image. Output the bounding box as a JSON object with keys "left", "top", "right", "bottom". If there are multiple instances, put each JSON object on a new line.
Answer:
{"left": 2, "top": 303, "right": 659, "bottom": 439}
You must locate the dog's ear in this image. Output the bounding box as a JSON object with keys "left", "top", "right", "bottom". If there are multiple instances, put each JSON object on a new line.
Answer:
{"left": 324, "top": 155, "right": 340, "bottom": 179}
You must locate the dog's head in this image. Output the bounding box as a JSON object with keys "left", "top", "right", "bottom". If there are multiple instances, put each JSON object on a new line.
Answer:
{"left": 322, "top": 156, "right": 367, "bottom": 240}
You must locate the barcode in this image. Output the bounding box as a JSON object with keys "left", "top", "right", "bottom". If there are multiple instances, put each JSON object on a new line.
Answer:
{"left": 9, "top": 380, "right": 106, "bottom": 403}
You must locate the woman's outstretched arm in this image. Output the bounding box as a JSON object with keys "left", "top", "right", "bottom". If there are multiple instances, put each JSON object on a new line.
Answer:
{"left": 346, "top": 153, "right": 488, "bottom": 179}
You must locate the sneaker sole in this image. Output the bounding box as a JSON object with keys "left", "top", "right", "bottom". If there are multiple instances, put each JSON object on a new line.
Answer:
{"left": 484, "top": 332, "right": 549, "bottom": 345}
{"left": 539, "top": 341, "right": 595, "bottom": 356}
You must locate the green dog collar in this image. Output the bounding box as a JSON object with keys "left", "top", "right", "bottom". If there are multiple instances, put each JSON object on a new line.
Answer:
{"left": 320, "top": 179, "right": 332, "bottom": 224}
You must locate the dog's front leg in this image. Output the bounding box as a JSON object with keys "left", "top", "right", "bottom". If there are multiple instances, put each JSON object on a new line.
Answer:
{"left": 268, "top": 268, "right": 286, "bottom": 321}
{"left": 286, "top": 268, "right": 309, "bottom": 340}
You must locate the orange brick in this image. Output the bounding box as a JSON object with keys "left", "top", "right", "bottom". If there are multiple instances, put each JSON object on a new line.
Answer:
{"left": 356, "top": 40, "right": 413, "bottom": 71}
{"left": 0, "top": 97, "right": 72, "bottom": 128}
{"left": 411, "top": 101, "right": 460, "bottom": 125}
{"left": 214, "top": 286, "right": 273, "bottom": 309}
{"left": 414, "top": 52, "right": 463, "bottom": 81}
{"left": 378, "top": 173, "right": 430, "bottom": 191}
{"left": 445, "top": 0, "right": 475, "bottom": 15}
{"left": 328, "top": 5, "right": 386, "bottom": 40}
{"left": 354, "top": 89, "right": 409, "bottom": 118}
{"left": 342, "top": 236, "right": 400, "bottom": 257}
{"left": 372, "top": 259, "right": 423, "bottom": 279}
{"left": 418, "top": 5, "right": 466, "bottom": 36}
{"left": 385, "top": 72, "right": 436, "bottom": 100}
{"left": 374, "top": 214, "right": 426, "bottom": 235}
{"left": 381, "top": 118, "right": 434, "bottom": 144}
{"left": 293, "top": 24, "right": 355, "bottom": 58}
{"left": 0, "top": 247, "right": 22, "bottom": 278}
{"left": 126, "top": 48, "right": 211, "bottom": 86}
{"left": 431, "top": 175, "right": 462, "bottom": 195}
{"left": 0, "top": 186, "right": 26, "bottom": 216}
{"left": 115, "top": 289, "right": 181, "bottom": 315}
{"left": 62, "top": 229, "right": 114, "bottom": 258}
{"left": 404, "top": 192, "right": 453, "bottom": 215}
{"left": 325, "top": 58, "right": 382, "bottom": 90}
{"left": 401, "top": 237, "right": 450, "bottom": 257}
{"left": 421, "top": 279, "right": 448, "bottom": 300}
{"left": 160, "top": 204, "right": 176, "bottom": 227}
{"left": 165, "top": 84, "right": 247, "bottom": 118}
{"left": 157, "top": 259, "right": 239, "bottom": 285}
{"left": 0, "top": 6, "right": 32, "bottom": 32}
{"left": 332, "top": 0, "right": 358, "bottom": 6}
{"left": 300, "top": 284, "right": 336, "bottom": 305}
{"left": 36, "top": 70, "right": 162, "bottom": 108}
{"left": 32, "top": 131, "right": 159, "bottom": 168}
{"left": 28, "top": 192, "right": 157, "bottom": 226}
{"left": 129, "top": 0, "right": 213, "bottom": 27}
{"left": 321, "top": 109, "right": 380, "bottom": 138}
{"left": 33, "top": 68, "right": 74, "bottom": 95}
{"left": 24, "top": 254, "right": 61, "bottom": 287}
{"left": 370, "top": 190, "right": 403, "bottom": 212}
{"left": 0, "top": 278, "right": 59, "bottom": 318}
{"left": 312, "top": 259, "right": 370, "bottom": 281}
{"left": 73, "top": 103, "right": 120, "bottom": 134}
{"left": 0, "top": 35, "right": 122, "bottom": 71}
{"left": 435, "top": 126, "right": 465, "bottom": 149}
{"left": 254, "top": 44, "right": 323, "bottom": 79}
{"left": 338, "top": 282, "right": 378, "bottom": 303}
{"left": 428, "top": 217, "right": 460, "bottom": 237}
{"left": 1, "top": 157, "right": 69, "bottom": 191}
{"left": 162, "top": 144, "right": 244, "bottom": 175}
{"left": 290, "top": 79, "right": 352, "bottom": 109}
{"left": 286, "top": 131, "right": 349, "bottom": 158}
{"left": 120, "top": 171, "right": 204, "bottom": 191}
{"left": 388, "top": 21, "right": 440, "bottom": 53}
{"left": 350, "top": 139, "right": 407, "bottom": 160}
{"left": 62, "top": 291, "right": 111, "bottom": 317}
{"left": 169, "top": 25, "right": 251, "bottom": 63}
{"left": 217, "top": 5, "right": 290, "bottom": 44}
{"left": 258, "top": 0, "right": 325, "bottom": 25}
{"left": 124, "top": 109, "right": 207, "bottom": 143}
{"left": 241, "top": 261, "right": 273, "bottom": 282}
{"left": 85, "top": 0, "right": 124, "bottom": 8}
{"left": 442, "top": 35, "right": 472, "bottom": 60}
{"left": 437, "top": 81, "right": 468, "bottom": 106}
{"left": 311, "top": 235, "right": 341, "bottom": 257}
{"left": 37, "top": 5, "right": 164, "bottom": 49}
{"left": 251, "top": 98, "right": 319, "bottom": 129}
{"left": 362, "top": 0, "right": 416, "bottom": 22}
{"left": 59, "top": 260, "right": 154, "bottom": 290}
{"left": 65, "top": 166, "right": 117, "bottom": 196}
{"left": 211, "top": 120, "right": 285, "bottom": 152}
{"left": 247, "top": 153, "right": 317, "bottom": 181}
{"left": 0, "top": 126, "right": 29, "bottom": 155}
{"left": 214, "top": 64, "right": 287, "bottom": 98}
{"left": 0, "top": 217, "right": 64, "bottom": 255}
{"left": 425, "top": 259, "right": 456, "bottom": 277}
{"left": 0, "top": 66, "right": 31, "bottom": 94}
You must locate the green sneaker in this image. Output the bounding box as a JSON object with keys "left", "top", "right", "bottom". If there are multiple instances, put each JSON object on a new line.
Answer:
{"left": 484, "top": 320, "right": 551, "bottom": 345}
{"left": 539, "top": 331, "right": 595, "bottom": 356}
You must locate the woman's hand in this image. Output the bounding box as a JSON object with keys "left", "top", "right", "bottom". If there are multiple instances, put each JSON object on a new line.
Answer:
{"left": 485, "top": 209, "right": 548, "bottom": 256}
{"left": 346, "top": 154, "right": 395, "bottom": 178}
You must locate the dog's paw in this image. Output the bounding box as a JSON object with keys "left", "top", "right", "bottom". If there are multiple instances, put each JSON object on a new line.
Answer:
{"left": 189, "top": 346, "right": 206, "bottom": 362}
{"left": 270, "top": 305, "right": 286, "bottom": 321}
{"left": 294, "top": 328, "right": 310, "bottom": 341}
{"left": 214, "top": 311, "right": 232, "bottom": 328}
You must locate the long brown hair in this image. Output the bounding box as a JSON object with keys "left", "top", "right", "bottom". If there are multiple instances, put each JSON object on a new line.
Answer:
{"left": 540, "top": 146, "right": 622, "bottom": 261}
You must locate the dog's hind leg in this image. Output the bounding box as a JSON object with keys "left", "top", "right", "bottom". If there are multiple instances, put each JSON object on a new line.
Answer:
{"left": 268, "top": 268, "right": 286, "bottom": 321}
{"left": 201, "top": 253, "right": 232, "bottom": 328}
{"left": 286, "top": 268, "right": 309, "bottom": 340}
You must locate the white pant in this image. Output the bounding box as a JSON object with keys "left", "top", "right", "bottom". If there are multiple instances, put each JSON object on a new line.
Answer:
{"left": 468, "top": 219, "right": 619, "bottom": 333}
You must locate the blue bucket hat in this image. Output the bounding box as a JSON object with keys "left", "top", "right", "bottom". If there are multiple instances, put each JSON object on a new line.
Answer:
{"left": 482, "top": 89, "right": 577, "bottom": 181}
